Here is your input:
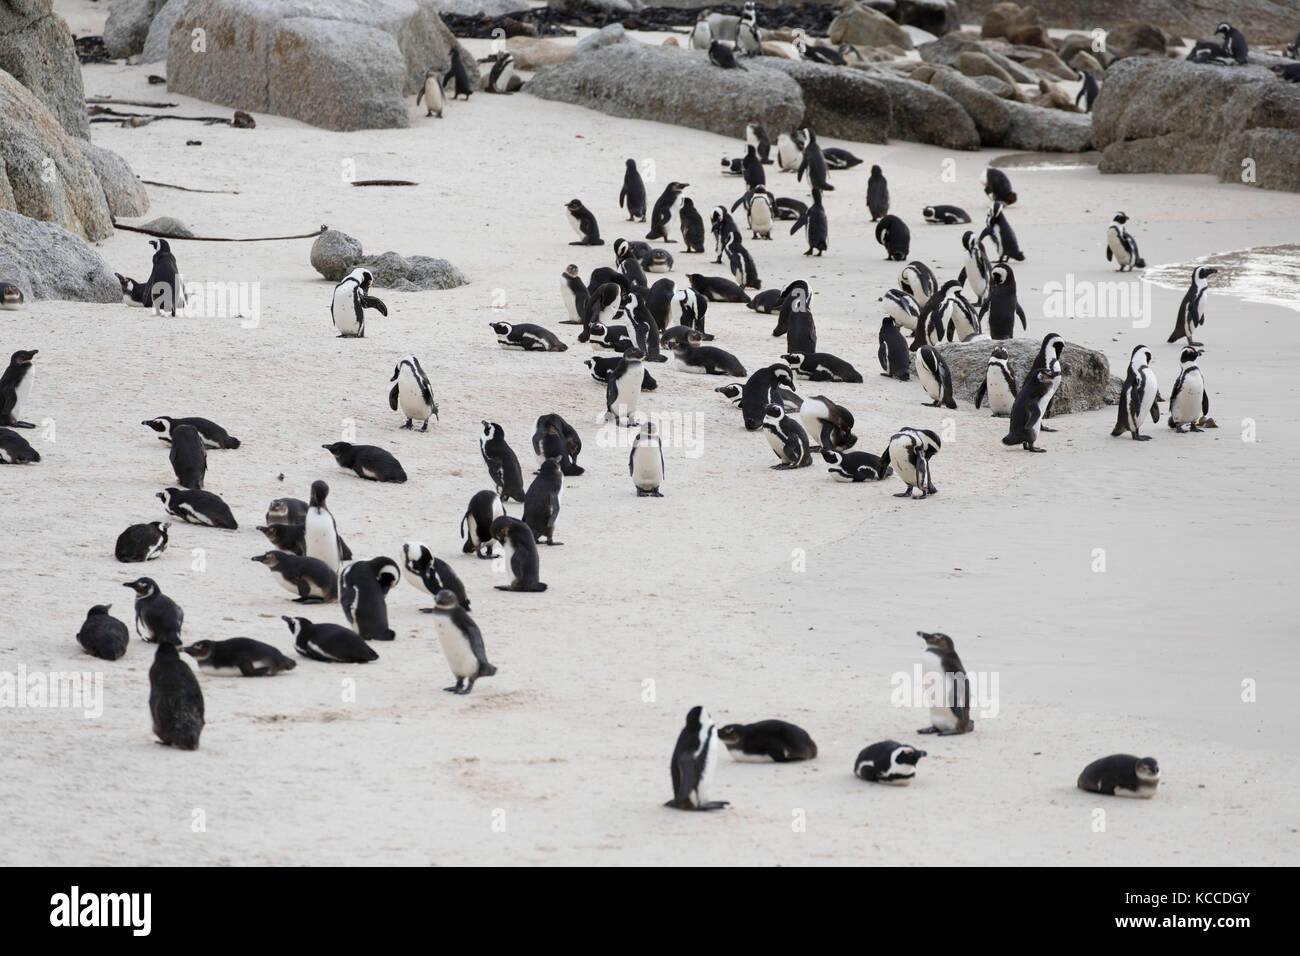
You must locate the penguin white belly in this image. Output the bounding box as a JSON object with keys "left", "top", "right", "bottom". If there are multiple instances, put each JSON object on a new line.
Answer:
{"left": 1112, "top": 785, "right": 1157, "bottom": 799}
{"left": 777, "top": 141, "right": 800, "bottom": 170}
{"left": 987, "top": 374, "right": 1016, "bottom": 414}
{"left": 423, "top": 77, "right": 445, "bottom": 115}
{"left": 673, "top": 355, "right": 705, "bottom": 373}
{"left": 890, "top": 442, "right": 919, "bottom": 486}
{"left": 613, "top": 369, "right": 641, "bottom": 416}
{"left": 398, "top": 384, "right": 428, "bottom": 421}
{"left": 331, "top": 289, "right": 360, "bottom": 335}
{"left": 1107, "top": 229, "right": 1129, "bottom": 264}
{"left": 438, "top": 625, "right": 480, "bottom": 679}
{"left": 749, "top": 203, "right": 772, "bottom": 236}
{"left": 1136, "top": 370, "right": 1159, "bottom": 420}
{"left": 304, "top": 510, "right": 341, "bottom": 569}
{"left": 1172, "top": 380, "right": 1203, "bottom": 423}
{"left": 964, "top": 257, "right": 986, "bottom": 300}
{"left": 271, "top": 572, "right": 301, "bottom": 596}
{"left": 199, "top": 663, "right": 245, "bottom": 677}
{"left": 566, "top": 210, "right": 584, "bottom": 238}
{"left": 13, "top": 372, "right": 32, "bottom": 417}
{"left": 917, "top": 361, "right": 941, "bottom": 402}
{"left": 631, "top": 445, "right": 663, "bottom": 488}
{"left": 561, "top": 285, "right": 578, "bottom": 320}
{"left": 765, "top": 428, "right": 788, "bottom": 459}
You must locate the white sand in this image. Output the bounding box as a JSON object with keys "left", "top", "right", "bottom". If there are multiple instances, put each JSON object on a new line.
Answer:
{"left": 4, "top": 6, "right": 1299, "bottom": 865}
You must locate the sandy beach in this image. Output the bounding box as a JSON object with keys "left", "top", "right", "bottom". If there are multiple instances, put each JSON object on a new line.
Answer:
{"left": 3, "top": 1, "right": 1299, "bottom": 866}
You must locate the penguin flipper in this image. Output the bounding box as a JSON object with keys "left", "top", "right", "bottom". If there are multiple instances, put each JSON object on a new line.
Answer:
{"left": 1106, "top": 245, "right": 1113, "bottom": 262}
{"left": 1016, "top": 304, "right": 1027, "bottom": 329}
{"left": 361, "top": 295, "right": 388, "bottom": 316}
{"left": 388, "top": 384, "right": 399, "bottom": 411}
{"left": 974, "top": 381, "right": 986, "bottom": 409}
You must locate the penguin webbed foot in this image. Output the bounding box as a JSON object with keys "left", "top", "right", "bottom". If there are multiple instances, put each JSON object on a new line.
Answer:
{"left": 1040, "top": 425, "right": 1057, "bottom": 433}
{"left": 917, "top": 726, "right": 939, "bottom": 734}
{"left": 1025, "top": 444, "right": 1046, "bottom": 453}
{"left": 401, "top": 420, "right": 413, "bottom": 430}
{"left": 443, "top": 680, "right": 464, "bottom": 694}
{"left": 1133, "top": 433, "right": 1152, "bottom": 441}
{"left": 699, "top": 801, "right": 730, "bottom": 811}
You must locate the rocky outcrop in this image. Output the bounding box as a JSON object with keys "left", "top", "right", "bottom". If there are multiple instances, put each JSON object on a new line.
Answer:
{"left": 309, "top": 228, "right": 467, "bottom": 290}
{"left": 752, "top": 58, "right": 891, "bottom": 144}
{"left": 104, "top": 0, "right": 168, "bottom": 57}
{"left": 76, "top": 141, "right": 150, "bottom": 219}
{"left": 1106, "top": 22, "right": 1167, "bottom": 58}
{"left": 830, "top": 3, "right": 914, "bottom": 50}
{"left": 865, "top": 69, "right": 981, "bottom": 150}
{"left": 894, "top": 0, "right": 959, "bottom": 36}
{"left": 506, "top": 35, "right": 574, "bottom": 70}
{"left": 1092, "top": 57, "right": 1300, "bottom": 192}
{"left": 0, "top": 0, "right": 90, "bottom": 139}
{"left": 167, "top": 0, "right": 476, "bottom": 131}
{"left": 935, "top": 337, "right": 1120, "bottom": 414}
{"left": 0, "top": 71, "right": 115, "bottom": 241}
{"left": 526, "top": 43, "right": 805, "bottom": 140}
{"left": 980, "top": 2, "right": 1039, "bottom": 42}
{"left": 919, "top": 32, "right": 1035, "bottom": 83}
{"left": 1002, "top": 99, "right": 1091, "bottom": 150}
{"left": 955, "top": 0, "right": 1298, "bottom": 45}
{"left": 0, "top": 209, "right": 122, "bottom": 303}
{"left": 141, "top": 0, "right": 191, "bottom": 64}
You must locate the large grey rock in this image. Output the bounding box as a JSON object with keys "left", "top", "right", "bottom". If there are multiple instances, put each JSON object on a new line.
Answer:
{"left": 506, "top": 36, "right": 573, "bottom": 70}
{"left": 935, "top": 337, "right": 1120, "bottom": 414}
{"left": 830, "top": 3, "right": 914, "bottom": 51}
{"left": 0, "top": 71, "right": 114, "bottom": 241}
{"left": 895, "top": 0, "right": 959, "bottom": 36}
{"left": 919, "top": 32, "right": 1034, "bottom": 83}
{"left": 955, "top": 1, "right": 1298, "bottom": 46}
{"left": 864, "top": 69, "right": 981, "bottom": 150}
{"left": 310, "top": 229, "right": 364, "bottom": 281}
{"left": 103, "top": 0, "right": 168, "bottom": 57}
{"left": 935, "top": 69, "right": 1010, "bottom": 143}
{"left": 752, "top": 58, "right": 891, "bottom": 144}
{"left": 574, "top": 22, "right": 625, "bottom": 58}
{"left": 76, "top": 141, "right": 150, "bottom": 219}
{"left": 0, "top": 209, "right": 122, "bottom": 303}
{"left": 0, "top": 0, "right": 90, "bottom": 139}
{"left": 1001, "top": 100, "right": 1092, "bottom": 151}
{"left": 1092, "top": 57, "right": 1300, "bottom": 192}
{"left": 167, "top": 0, "right": 476, "bottom": 132}
{"left": 359, "top": 251, "right": 468, "bottom": 291}
{"left": 1107, "top": 22, "right": 1167, "bottom": 58}
{"left": 526, "top": 44, "right": 805, "bottom": 140}
{"left": 141, "top": 0, "right": 191, "bottom": 64}
{"left": 548, "top": 0, "right": 641, "bottom": 15}
{"left": 427, "top": 0, "right": 525, "bottom": 15}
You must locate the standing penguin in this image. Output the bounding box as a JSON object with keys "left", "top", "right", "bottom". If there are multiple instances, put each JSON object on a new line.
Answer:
{"left": 936, "top": 283, "right": 979, "bottom": 342}
{"left": 565, "top": 199, "right": 603, "bottom": 246}
{"left": 866, "top": 164, "right": 889, "bottom": 221}
{"left": 917, "top": 346, "right": 958, "bottom": 409}
{"left": 461, "top": 489, "right": 505, "bottom": 558}
{"left": 1076, "top": 72, "right": 1100, "bottom": 111}
{"left": 123, "top": 577, "right": 183, "bottom": 644}
{"left": 982, "top": 167, "right": 1017, "bottom": 205}
{"left": 980, "top": 262, "right": 1027, "bottom": 339}
{"left": 875, "top": 214, "right": 910, "bottom": 261}
{"left": 880, "top": 289, "right": 920, "bottom": 331}
{"left": 490, "top": 515, "right": 548, "bottom": 592}
{"left": 878, "top": 317, "right": 911, "bottom": 381}
{"left": 523, "top": 458, "right": 564, "bottom": 546}
{"left": 1002, "top": 367, "right": 1061, "bottom": 452}
{"left": 1216, "top": 22, "right": 1249, "bottom": 64}
{"left": 431, "top": 590, "right": 496, "bottom": 694}
{"left": 916, "top": 631, "right": 974, "bottom": 736}
{"left": 974, "top": 346, "right": 1018, "bottom": 417}
{"left": 761, "top": 403, "right": 812, "bottom": 469}
{"left": 149, "top": 643, "right": 204, "bottom": 750}
{"left": 690, "top": 15, "right": 712, "bottom": 50}
{"left": 304, "top": 480, "right": 343, "bottom": 570}
{"left": 605, "top": 347, "right": 645, "bottom": 426}
{"left": 485, "top": 51, "right": 523, "bottom": 93}
{"left": 532, "top": 412, "right": 584, "bottom": 475}
{"left": 444, "top": 47, "right": 474, "bottom": 99}
{"left": 629, "top": 420, "right": 665, "bottom": 497}
{"left": 796, "top": 128, "right": 832, "bottom": 191}
{"left": 790, "top": 189, "right": 828, "bottom": 256}
{"left": 1106, "top": 212, "right": 1146, "bottom": 271}
{"left": 723, "top": 233, "right": 760, "bottom": 290}
{"left": 900, "top": 261, "right": 938, "bottom": 308}
{"left": 774, "top": 279, "right": 817, "bottom": 352}
{"left": 956, "top": 231, "right": 991, "bottom": 305}
{"left": 1168, "top": 266, "right": 1217, "bottom": 346}
{"left": 647, "top": 182, "right": 688, "bottom": 243}
{"left": 479, "top": 421, "right": 527, "bottom": 502}
{"left": 340, "top": 556, "right": 401, "bottom": 642}
{"left": 76, "top": 605, "right": 129, "bottom": 660}
{"left": 981, "top": 201, "right": 1024, "bottom": 261}
{"left": 388, "top": 355, "right": 438, "bottom": 431}
{"left": 331, "top": 268, "right": 387, "bottom": 338}
{"left": 736, "top": 2, "right": 762, "bottom": 56}
{"left": 416, "top": 64, "right": 445, "bottom": 117}
{"left": 776, "top": 129, "right": 804, "bottom": 172}
{"left": 1167, "top": 347, "right": 1210, "bottom": 432}
{"left": 734, "top": 184, "right": 775, "bottom": 240}
{"left": 0, "top": 349, "right": 37, "bottom": 430}
{"left": 1111, "top": 344, "right": 1161, "bottom": 441}
{"left": 1029, "top": 332, "right": 1066, "bottom": 430}
{"left": 142, "top": 239, "right": 185, "bottom": 316}
{"left": 403, "top": 542, "right": 471, "bottom": 611}
{"left": 665, "top": 706, "right": 729, "bottom": 811}
{"left": 745, "top": 122, "right": 772, "bottom": 164}
{"left": 741, "top": 144, "right": 765, "bottom": 189}
{"left": 115, "top": 521, "right": 170, "bottom": 563}
{"left": 620, "top": 159, "right": 647, "bottom": 222}
{"left": 879, "top": 428, "right": 940, "bottom": 499}
{"left": 679, "top": 198, "right": 706, "bottom": 253}
{"left": 560, "top": 264, "right": 588, "bottom": 324}
{"left": 168, "top": 423, "right": 207, "bottom": 490}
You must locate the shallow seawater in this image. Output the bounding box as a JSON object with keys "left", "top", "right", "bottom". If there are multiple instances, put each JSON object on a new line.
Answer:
{"left": 1144, "top": 245, "right": 1300, "bottom": 314}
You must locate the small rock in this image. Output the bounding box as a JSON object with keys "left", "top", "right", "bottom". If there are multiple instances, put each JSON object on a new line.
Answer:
{"left": 138, "top": 215, "right": 194, "bottom": 238}
{"left": 310, "top": 229, "right": 364, "bottom": 281}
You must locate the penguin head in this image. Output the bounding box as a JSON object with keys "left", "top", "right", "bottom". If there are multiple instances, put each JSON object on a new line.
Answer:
{"left": 1180, "top": 346, "right": 1203, "bottom": 365}
{"left": 1112, "top": 211, "right": 1129, "bottom": 224}
{"left": 565, "top": 199, "right": 583, "bottom": 213}
{"left": 762, "top": 403, "right": 785, "bottom": 427}
{"left": 622, "top": 347, "right": 645, "bottom": 362}
{"left": 10, "top": 349, "right": 37, "bottom": 365}
{"left": 373, "top": 557, "right": 402, "bottom": 592}
{"left": 402, "top": 541, "right": 432, "bottom": 572}
{"left": 894, "top": 745, "right": 927, "bottom": 766}
{"left": 182, "top": 641, "right": 213, "bottom": 661}
{"left": 149, "top": 239, "right": 170, "bottom": 253}
{"left": 322, "top": 441, "right": 351, "bottom": 460}
{"left": 151, "top": 521, "right": 170, "bottom": 536}
{"left": 433, "top": 589, "right": 460, "bottom": 612}
{"left": 923, "top": 206, "right": 935, "bottom": 219}
{"left": 489, "top": 515, "right": 512, "bottom": 543}
{"left": 916, "top": 429, "right": 942, "bottom": 453}
{"left": 489, "top": 321, "right": 512, "bottom": 336}
{"left": 538, "top": 458, "right": 561, "bottom": 479}
{"left": 481, "top": 421, "right": 504, "bottom": 442}
{"left": 716, "top": 724, "right": 743, "bottom": 745}
{"left": 684, "top": 705, "right": 710, "bottom": 733}
{"left": 250, "top": 552, "right": 279, "bottom": 566}
{"left": 771, "top": 364, "right": 795, "bottom": 388}
{"left": 141, "top": 417, "right": 170, "bottom": 434}
{"left": 123, "top": 577, "right": 157, "bottom": 597}
{"left": 880, "top": 316, "right": 897, "bottom": 331}
{"left": 988, "top": 200, "right": 1004, "bottom": 219}
{"left": 714, "top": 383, "right": 742, "bottom": 399}
{"left": 919, "top": 631, "right": 955, "bottom": 655}
{"left": 87, "top": 604, "right": 113, "bottom": 616}
{"left": 309, "top": 480, "right": 330, "bottom": 507}
{"left": 1215, "top": 22, "right": 1231, "bottom": 35}
{"left": 1135, "top": 757, "right": 1160, "bottom": 781}
{"left": 989, "top": 345, "right": 1010, "bottom": 362}
{"left": 1194, "top": 266, "right": 1218, "bottom": 283}
{"left": 563, "top": 263, "right": 580, "bottom": 278}
{"left": 820, "top": 449, "right": 842, "bottom": 465}
{"left": 281, "top": 615, "right": 305, "bottom": 636}
{"left": 782, "top": 352, "right": 804, "bottom": 367}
